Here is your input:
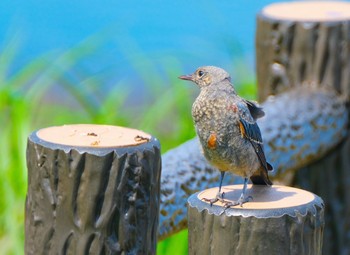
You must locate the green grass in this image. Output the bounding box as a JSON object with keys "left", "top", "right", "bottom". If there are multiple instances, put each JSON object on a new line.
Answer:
{"left": 0, "top": 35, "right": 256, "bottom": 254}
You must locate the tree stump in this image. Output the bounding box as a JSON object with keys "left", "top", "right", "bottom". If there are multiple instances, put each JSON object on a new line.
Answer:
{"left": 188, "top": 185, "right": 324, "bottom": 255}
{"left": 256, "top": 1, "right": 350, "bottom": 101}
{"left": 255, "top": 2, "right": 350, "bottom": 254}
{"left": 25, "top": 124, "right": 161, "bottom": 255}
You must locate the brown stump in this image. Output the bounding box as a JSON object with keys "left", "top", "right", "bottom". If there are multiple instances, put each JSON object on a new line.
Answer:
{"left": 188, "top": 185, "right": 324, "bottom": 255}
{"left": 256, "top": 2, "right": 350, "bottom": 254}
{"left": 25, "top": 124, "right": 161, "bottom": 255}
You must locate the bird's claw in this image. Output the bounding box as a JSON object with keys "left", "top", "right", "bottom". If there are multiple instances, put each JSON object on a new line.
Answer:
{"left": 202, "top": 192, "right": 252, "bottom": 208}
{"left": 223, "top": 195, "right": 253, "bottom": 208}
{"left": 202, "top": 192, "right": 226, "bottom": 206}
{"left": 202, "top": 197, "right": 219, "bottom": 206}
{"left": 202, "top": 196, "right": 252, "bottom": 208}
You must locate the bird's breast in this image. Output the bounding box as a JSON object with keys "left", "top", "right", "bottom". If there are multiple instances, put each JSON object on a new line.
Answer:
{"left": 192, "top": 94, "right": 238, "bottom": 124}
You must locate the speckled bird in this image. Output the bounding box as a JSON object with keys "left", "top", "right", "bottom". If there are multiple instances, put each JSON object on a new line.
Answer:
{"left": 179, "top": 66, "right": 273, "bottom": 207}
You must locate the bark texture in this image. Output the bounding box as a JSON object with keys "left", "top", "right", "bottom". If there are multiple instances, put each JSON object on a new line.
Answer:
{"left": 256, "top": 12, "right": 350, "bottom": 102}
{"left": 255, "top": 5, "right": 350, "bottom": 255}
{"left": 158, "top": 2, "right": 350, "bottom": 244}
{"left": 187, "top": 187, "right": 324, "bottom": 255}
{"left": 158, "top": 87, "right": 347, "bottom": 239}
{"left": 293, "top": 136, "right": 350, "bottom": 255}
{"left": 25, "top": 132, "right": 161, "bottom": 255}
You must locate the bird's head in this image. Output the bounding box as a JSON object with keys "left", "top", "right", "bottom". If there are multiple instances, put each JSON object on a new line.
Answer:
{"left": 179, "top": 66, "right": 231, "bottom": 88}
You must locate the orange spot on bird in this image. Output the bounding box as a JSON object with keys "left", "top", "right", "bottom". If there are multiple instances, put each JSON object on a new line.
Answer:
{"left": 207, "top": 133, "right": 217, "bottom": 149}
{"left": 238, "top": 121, "right": 246, "bottom": 138}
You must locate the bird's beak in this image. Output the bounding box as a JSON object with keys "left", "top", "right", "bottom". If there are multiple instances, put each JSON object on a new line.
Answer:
{"left": 178, "top": 74, "right": 193, "bottom": 81}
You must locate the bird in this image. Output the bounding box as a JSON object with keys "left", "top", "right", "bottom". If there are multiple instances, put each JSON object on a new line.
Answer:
{"left": 179, "top": 66, "right": 273, "bottom": 207}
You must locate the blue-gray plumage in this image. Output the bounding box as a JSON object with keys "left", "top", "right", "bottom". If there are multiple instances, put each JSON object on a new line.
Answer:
{"left": 179, "top": 66, "right": 273, "bottom": 207}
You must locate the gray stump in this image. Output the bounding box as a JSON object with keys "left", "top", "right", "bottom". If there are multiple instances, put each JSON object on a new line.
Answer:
{"left": 188, "top": 185, "right": 324, "bottom": 255}
{"left": 256, "top": 1, "right": 350, "bottom": 101}
{"left": 25, "top": 124, "right": 161, "bottom": 255}
{"left": 255, "top": 2, "right": 350, "bottom": 254}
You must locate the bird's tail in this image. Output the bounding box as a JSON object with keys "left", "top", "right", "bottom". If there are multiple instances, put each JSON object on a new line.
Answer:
{"left": 250, "top": 163, "right": 273, "bottom": 185}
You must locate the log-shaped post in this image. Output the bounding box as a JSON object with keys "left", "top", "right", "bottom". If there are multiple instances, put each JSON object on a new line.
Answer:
{"left": 158, "top": 85, "right": 347, "bottom": 240}
{"left": 256, "top": 2, "right": 350, "bottom": 254}
{"left": 188, "top": 185, "right": 324, "bottom": 255}
{"left": 158, "top": 1, "right": 350, "bottom": 243}
{"left": 25, "top": 124, "right": 161, "bottom": 255}
{"left": 256, "top": 1, "right": 350, "bottom": 101}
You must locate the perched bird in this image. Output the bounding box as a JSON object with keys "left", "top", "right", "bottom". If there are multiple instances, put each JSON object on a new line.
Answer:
{"left": 179, "top": 66, "right": 273, "bottom": 207}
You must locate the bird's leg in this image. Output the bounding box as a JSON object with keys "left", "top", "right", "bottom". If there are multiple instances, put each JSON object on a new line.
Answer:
{"left": 223, "top": 177, "right": 252, "bottom": 208}
{"left": 217, "top": 171, "right": 226, "bottom": 199}
{"left": 202, "top": 171, "right": 226, "bottom": 205}
{"left": 236, "top": 177, "right": 253, "bottom": 206}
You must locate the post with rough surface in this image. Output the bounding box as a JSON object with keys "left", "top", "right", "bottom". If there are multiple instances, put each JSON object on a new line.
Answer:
{"left": 25, "top": 124, "right": 161, "bottom": 255}
{"left": 256, "top": 1, "right": 350, "bottom": 101}
{"left": 188, "top": 185, "right": 324, "bottom": 255}
{"left": 256, "top": 2, "right": 350, "bottom": 254}
{"left": 156, "top": 0, "right": 349, "bottom": 244}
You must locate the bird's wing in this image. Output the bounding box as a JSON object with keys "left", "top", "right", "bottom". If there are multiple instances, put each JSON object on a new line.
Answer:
{"left": 237, "top": 102, "right": 263, "bottom": 144}
{"left": 237, "top": 102, "right": 273, "bottom": 185}
{"left": 243, "top": 99, "right": 265, "bottom": 120}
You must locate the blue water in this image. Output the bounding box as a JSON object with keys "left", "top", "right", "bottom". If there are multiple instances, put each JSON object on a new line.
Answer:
{"left": 0, "top": 1, "right": 286, "bottom": 69}
{"left": 4, "top": 0, "right": 348, "bottom": 83}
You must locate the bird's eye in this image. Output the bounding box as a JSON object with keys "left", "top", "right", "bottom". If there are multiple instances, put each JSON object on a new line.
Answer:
{"left": 198, "top": 70, "right": 204, "bottom": 77}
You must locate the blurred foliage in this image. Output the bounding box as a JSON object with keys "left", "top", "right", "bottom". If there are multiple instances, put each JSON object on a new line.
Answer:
{"left": 0, "top": 34, "right": 256, "bottom": 254}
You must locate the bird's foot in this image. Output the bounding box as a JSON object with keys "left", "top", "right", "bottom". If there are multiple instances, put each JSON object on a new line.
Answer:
{"left": 202, "top": 191, "right": 225, "bottom": 206}
{"left": 223, "top": 195, "right": 253, "bottom": 208}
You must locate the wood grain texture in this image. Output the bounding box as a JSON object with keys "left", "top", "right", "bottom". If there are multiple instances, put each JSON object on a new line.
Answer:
{"left": 25, "top": 130, "right": 161, "bottom": 255}
{"left": 256, "top": 10, "right": 350, "bottom": 102}
{"left": 255, "top": 3, "right": 350, "bottom": 254}
{"left": 158, "top": 87, "right": 347, "bottom": 240}
{"left": 293, "top": 136, "right": 350, "bottom": 255}
{"left": 158, "top": 1, "right": 350, "bottom": 242}
{"left": 188, "top": 185, "right": 324, "bottom": 255}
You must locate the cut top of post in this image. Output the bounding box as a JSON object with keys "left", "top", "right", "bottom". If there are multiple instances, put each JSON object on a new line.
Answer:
{"left": 262, "top": 1, "right": 350, "bottom": 21}
{"left": 189, "top": 185, "right": 324, "bottom": 218}
{"left": 37, "top": 124, "right": 152, "bottom": 148}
